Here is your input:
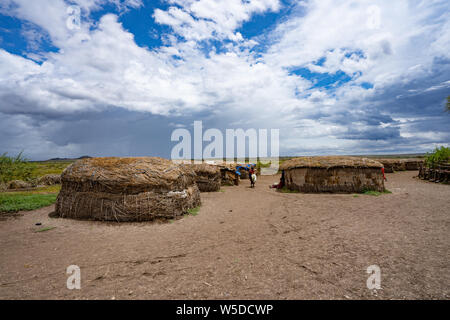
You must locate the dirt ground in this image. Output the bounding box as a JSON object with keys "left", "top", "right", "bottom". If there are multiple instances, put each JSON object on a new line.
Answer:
{"left": 0, "top": 171, "right": 449, "bottom": 300}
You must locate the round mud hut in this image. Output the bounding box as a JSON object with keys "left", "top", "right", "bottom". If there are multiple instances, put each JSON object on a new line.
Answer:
{"left": 190, "top": 163, "right": 221, "bottom": 192}
{"left": 55, "top": 157, "right": 201, "bottom": 222}
{"left": 280, "top": 156, "right": 385, "bottom": 193}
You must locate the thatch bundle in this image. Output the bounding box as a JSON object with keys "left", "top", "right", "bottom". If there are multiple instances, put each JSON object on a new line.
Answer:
{"left": 280, "top": 156, "right": 384, "bottom": 193}
{"left": 38, "top": 174, "right": 61, "bottom": 186}
{"left": 7, "top": 180, "right": 32, "bottom": 190}
{"left": 55, "top": 157, "right": 201, "bottom": 222}
{"left": 189, "top": 163, "right": 221, "bottom": 192}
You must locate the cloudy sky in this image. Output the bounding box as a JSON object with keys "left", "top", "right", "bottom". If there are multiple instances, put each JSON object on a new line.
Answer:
{"left": 0, "top": 0, "right": 449, "bottom": 160}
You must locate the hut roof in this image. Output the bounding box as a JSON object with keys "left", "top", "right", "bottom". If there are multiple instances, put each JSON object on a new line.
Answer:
{"left": 216, "top": 162, "right": 237, "bottom": 171}
{"left": 190, "top": 163, "right": 220, "bottom": 175}
{"left": 280, "top": 156, "right": 383, "bottom": 170}
{"left": 376, "top": 158, "right": 423, "bottom": 163}
{"left": 61, "top": 157, "right": 196, "bottom": 193}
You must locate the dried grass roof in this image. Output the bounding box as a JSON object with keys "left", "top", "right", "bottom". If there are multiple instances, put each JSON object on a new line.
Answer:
{"left": 376, "top": 158, "right": 423, "bottom": 164}
{"left": 280, "top": 156, "right": 383, "bottom": 170}
{"left": 61, "top": 157, "right": 196, "bottom": 192}
{"left": 215, "top": 163, "right": 237, "bottom": 171}
{"left": 189, "top": 163, "right": 220, "bottom": 175}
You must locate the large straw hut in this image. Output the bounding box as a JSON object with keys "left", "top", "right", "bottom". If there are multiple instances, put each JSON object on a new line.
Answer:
{"left": 189, "top": 163, "right": 221, "bottom": 192}
{"left": 280, "top": 156, "right": 384, "bottom": 193}
{"left": 55, "top": 157, "right": 200, "bottom": 222}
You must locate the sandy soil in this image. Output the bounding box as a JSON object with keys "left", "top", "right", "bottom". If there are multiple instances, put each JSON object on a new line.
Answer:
{"left": 0, "top": 171, "right": 449, "bottom": 300}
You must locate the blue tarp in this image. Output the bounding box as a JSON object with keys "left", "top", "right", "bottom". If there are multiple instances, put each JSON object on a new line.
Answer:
{"left": 235, "top": 164, "right": 256, "bottom": 175}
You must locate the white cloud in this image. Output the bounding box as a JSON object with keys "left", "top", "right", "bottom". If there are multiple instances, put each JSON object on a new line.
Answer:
{"left": 266, "top": 0, "right": 450, "bottom": 89}
{"left": 0, "top": 0, "right": 449, "bottom": 158}
{"left": 154, "top": 0, "right": 280, "bottom": 41}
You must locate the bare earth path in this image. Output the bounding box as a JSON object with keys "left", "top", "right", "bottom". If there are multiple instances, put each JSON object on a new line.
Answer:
{"left": 0, "top": 171, "right": 449, "bottom": 299}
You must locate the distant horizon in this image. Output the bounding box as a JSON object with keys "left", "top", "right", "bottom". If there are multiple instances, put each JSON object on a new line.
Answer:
{"left": 25, "top": 152, "right": 429, "bottom": 162}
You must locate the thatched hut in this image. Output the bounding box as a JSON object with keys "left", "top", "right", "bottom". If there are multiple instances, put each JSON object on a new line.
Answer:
{"left": 375, "top": 159, "right": 406, "bottom": 173}
{"left": 375, "top": 158, "right": 423, "bottom": 172}
{"left": 7, "top": 180, "right": 32, "bottom": 190}
{"left": 237, "top": 166, "right": 249, "bottom": 179}
{"left": 55, "top": 157, "right": 200, "bottom": 222}
{"left": 190, "top": 163, "right": 221, "bottom": 192}
{"left": 38, "top": 174, "right": 61, "bottom": 186}
{"left": 236, "top": 163, "right": 258, "bottom": 179}
{"left": 217, "top": 163, "right": 240, "bottom": 186}
{"left": 280, "top": 156, "right": 384, "bottom": 193}
{"left": 403, "top": 159, "right": 424, "bottom": 171}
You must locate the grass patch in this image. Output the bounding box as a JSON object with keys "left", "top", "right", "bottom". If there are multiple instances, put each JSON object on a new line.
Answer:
{"left": 353, "top": 194, "right": 359, "bottom": 198}
{"left": 0, "top": 185, "right": 60, "bottom": 213}
{"left": 363, "top": 189, "right": 392, "bottom": 196}
{"left": 0, "top": 193, "right": 58, "bottom": 213}
{"left": 36, "top": 226, "right": 56, "bottom": 233}
{"left": 187, "top": 206, "right": 200, "bottom": 216}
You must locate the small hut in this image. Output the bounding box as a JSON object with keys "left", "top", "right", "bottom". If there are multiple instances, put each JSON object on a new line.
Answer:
{"left": 403, "top": 158, "right": 424, "bottom": 171}
{"left": 280, "top": 156, "right": 384, "bottom": 193}
{"left": 38, "top": 174, "right": 61, "bottom": 186}
{"left": 55, "top": 157, "right": 200, "bottom": 222}
{"left": 190, "top": 163, "right": 221, "bottom": 192}
{"left": 237, "top": 166, "right": 249, "bottom": 179}
{"left": 217, "top": 163, "right": 240, "bottom": 186}
{"left": 236, "top": 163, "right": 258, "bottom": 179}
{"left": 375, "top": 159, "right": 406, "bottom": 173}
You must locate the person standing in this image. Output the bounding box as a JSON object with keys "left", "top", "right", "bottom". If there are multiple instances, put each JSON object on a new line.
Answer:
{"left": 249, "top": 166, "right": 256, "bottom": 188}
{"left": 381, "top": 167, "right": 387, "bottom": 181}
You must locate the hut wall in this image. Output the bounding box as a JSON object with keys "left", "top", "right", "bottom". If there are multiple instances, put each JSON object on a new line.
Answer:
{"left": 56, "top": 186, "right": 200, "bottom": 222}
{"left": 239, "top": 168, "right": 249, "bottom": 179}
{"left": 393, "top": 161, "right": 406, "bottom": 171}
{"left": 284, "top": 167, "right": 384, "bottom": 193}
{"left": 195, "top": 173, "right": 221, "bottom": 192}
{"left": 220, "top": 170, "right": 239, "bottom": 186}
{"left": 404, "top": 160, "right": 423, "bottom": 171}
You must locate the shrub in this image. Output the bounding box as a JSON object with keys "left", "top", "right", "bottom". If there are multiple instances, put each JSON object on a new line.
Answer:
{"left": 424, "top": 146, "right": 450, "bottom": 167}
{"left": 0, "top": 152, "right": 35, "bottom": 184}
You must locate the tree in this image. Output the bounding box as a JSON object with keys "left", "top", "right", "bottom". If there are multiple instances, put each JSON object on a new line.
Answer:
{"left": 447, "top": 96, "right": 450, "bottom": 112}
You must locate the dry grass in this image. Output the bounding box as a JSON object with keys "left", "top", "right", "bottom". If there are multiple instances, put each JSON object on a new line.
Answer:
{"left": 280, "top": 156, "right": 383, "bottom": 170}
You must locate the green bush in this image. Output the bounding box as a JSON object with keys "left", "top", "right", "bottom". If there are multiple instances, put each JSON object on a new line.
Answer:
{"left": 425, "top": 146, "right": 450, "bottom": 167}
{"left": 0, "top": 152, "right": 36, "bottom": 184}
